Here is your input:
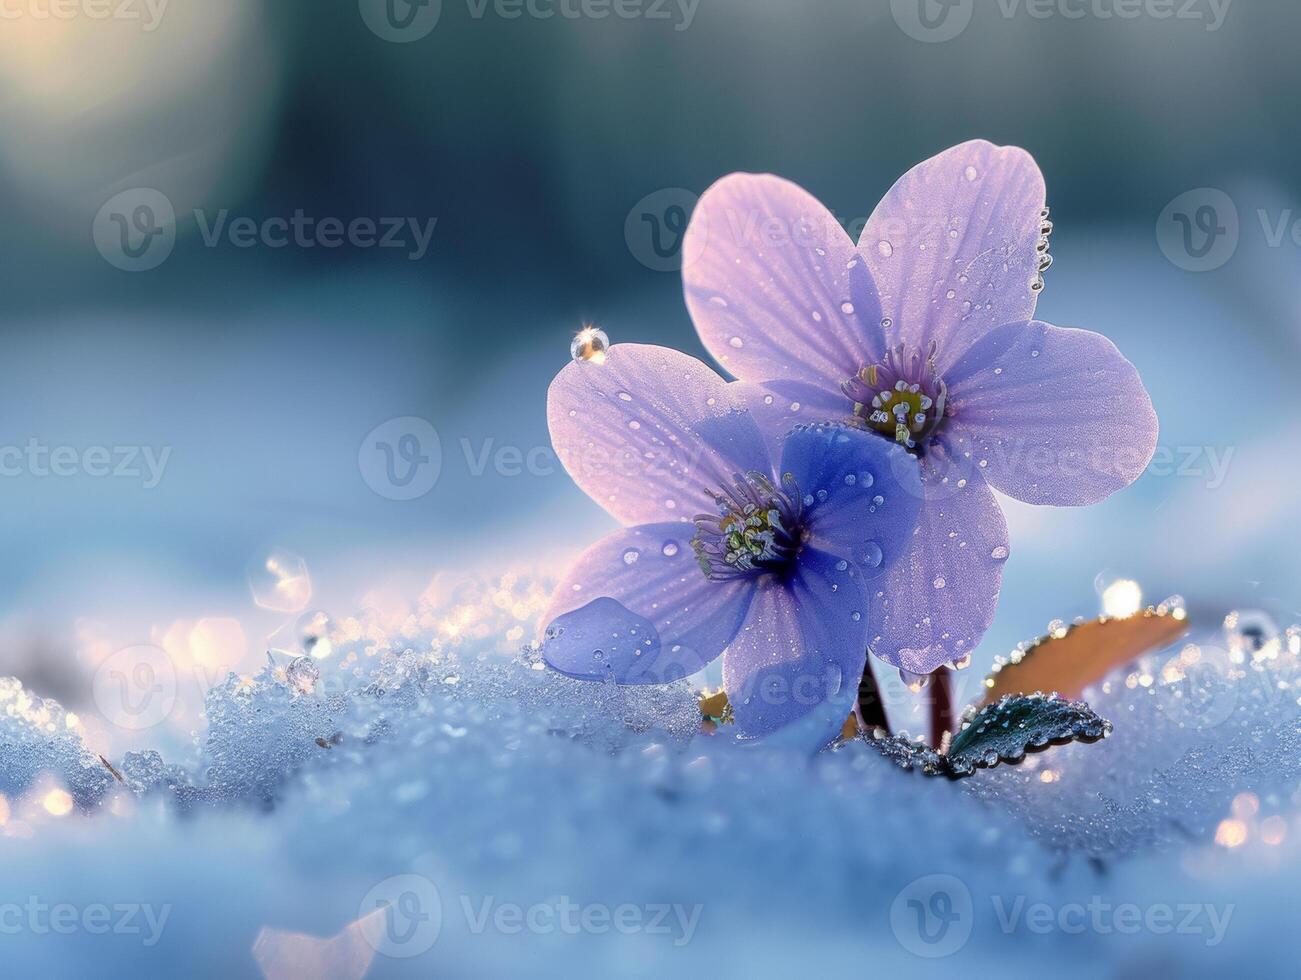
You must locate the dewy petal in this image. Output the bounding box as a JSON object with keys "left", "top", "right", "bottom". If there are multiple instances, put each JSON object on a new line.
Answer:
{"left": 860, "top": 141, "right": 1046, "bottom": 373}
{"left": 943, "top": 321, "right": 1159, "bottom": 506}
{"left": 684, "top": 173, "right": 886, "bottom": 388}
{"left": 541, "top": 523, "right": 755, "bottom": 684}
{"left": 776, "top": 422, "right": 922, "bottom": 582}
{"left": 729, "top": 379, "right": 856, "bottom": 463}
{"left": 722, "top": 547, "right": 868, "bottom": 746}
{"left": 867, "top": 445, "right": 1010, "bottom": 674}
{"left": 548, "top": 344, "right": 772, "bottom": 526}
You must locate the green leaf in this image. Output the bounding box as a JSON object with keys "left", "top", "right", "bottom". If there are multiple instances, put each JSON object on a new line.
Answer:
{"left": 945, "top": 693, "right": 1112, "bottom": 778}
{"left": 863, "top": 693, "right": 1112, "bottom": 780}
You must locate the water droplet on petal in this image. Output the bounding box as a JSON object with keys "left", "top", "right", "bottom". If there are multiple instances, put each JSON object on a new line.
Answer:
{"left": 570, "top": 325, "right": 609, "bottom": 363}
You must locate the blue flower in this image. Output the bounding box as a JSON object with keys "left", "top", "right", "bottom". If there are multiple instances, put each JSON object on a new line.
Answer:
{"left": 541, "top": 343, "right": 921, "bottom": 745}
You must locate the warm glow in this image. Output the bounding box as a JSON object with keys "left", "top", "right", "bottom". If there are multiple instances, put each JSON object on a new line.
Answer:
{"left": 1102, "top": 579, "right": 1143, "bottom": 618}
{"left": 1215, "top": 818, "right": 1248, "bottom": 849}
{"left": 43, "top": 789, "right": 74, "bottom": 818}
{"left": 1232, "top": 792, "right": 1260, "bottom": 820}
{"left": 1261, "top": 816, "right": 1288, "bottom": 846}
{"left": 190, "top": 617, "right": 248, "bottom": 672}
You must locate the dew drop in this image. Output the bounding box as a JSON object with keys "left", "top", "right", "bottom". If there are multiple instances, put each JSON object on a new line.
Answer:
{"left": 570, "top": 326, "right": 610, "bottom": 363}
{"left": 622, "top": 548, "right": 641, "bottom": 566}
{"left": 964, "top": 165, "right": 979, "bottom": 181}
{"left": 729, "top": 336, "right": 744, "bottom": 349}
{"left": 877, "top": 241, "right": 894, "bottom": 258}
{"left": 661, "top": 541, "right": 680, "bottom": 557}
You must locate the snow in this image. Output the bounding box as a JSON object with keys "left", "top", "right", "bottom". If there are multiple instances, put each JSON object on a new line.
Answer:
{"left": 1, "top": 570, "right": 1298, "bottom": 978}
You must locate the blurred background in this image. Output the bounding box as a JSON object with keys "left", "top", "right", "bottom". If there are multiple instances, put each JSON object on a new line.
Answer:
{"left": 1, "top": 0, "right": 1298, "bottom": 748}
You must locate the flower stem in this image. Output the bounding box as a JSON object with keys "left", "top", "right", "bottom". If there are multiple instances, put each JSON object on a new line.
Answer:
{"left": 929, "top": 668, "right": 953, "bottom": 750}
{"left": 855, "top": 655, "right": 889, "bottom": 734}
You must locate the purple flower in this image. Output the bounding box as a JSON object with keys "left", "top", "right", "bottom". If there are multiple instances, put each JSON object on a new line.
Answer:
{"left": 541, "top": 343, "right": 921, "bottom": 744}
{"left": 682, "top": 140, "right": 1158, "bottom": 674}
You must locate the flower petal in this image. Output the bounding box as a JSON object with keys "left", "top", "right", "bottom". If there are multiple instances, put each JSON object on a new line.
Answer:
{"left": 541, "top": 523, "right": 754, "bottom": 684}
{"left": 943, "top": 321, "right": 1159, "bottom": 506}
{"left": 548, "top": 344, "right": 772, "bottom": 526}
{"left": 684, "top": 173, "right": 885, "bottom": 388}
{"left": 729, "top": 379, "right": 856, "bottom": 463}
{"left": 722, "top": 547, "right": 868, "bottom": 745}
{"left": 776, "top": 422, "right": 922, "bottom": 581}
{"left": 860, "top": 141, "right": 1046, "bottom": 372}
{"left": 868, "top": 448, "right": 1010, "bottom": 674}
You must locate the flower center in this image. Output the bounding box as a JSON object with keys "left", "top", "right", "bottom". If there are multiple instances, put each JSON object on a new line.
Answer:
{"left": 843, "top": 341, "right": 948, "bottom": 451}
{"left": 692, "top": 472, "right": 804, "bottom": 581}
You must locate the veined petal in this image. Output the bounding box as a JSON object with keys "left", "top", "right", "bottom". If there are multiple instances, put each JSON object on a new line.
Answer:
{"left": 729, "top": 379, "right": 856, "bottom": 463}
{"left": 776, "top": 422, "right": 922, "bottom": 582}
{"left": 548, "top": 344, "right": 772, "bottom": 526}
{"left": 684, "top": 173, "right": 886, "bottom": 388}
{"left": 943, "top": 321, "right": 1159, "bottom": 506}
{"left": 860, "top": 141, "right": 1046, "bottom": 373}
{"left": 867, "top": 447, "right": 1010, "bottom": 674}
{"left": 541, "top": 523, "right": 755, "bottom": 684}
{"left": 722, "top": 547, "right": 868, "bottom": 746}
